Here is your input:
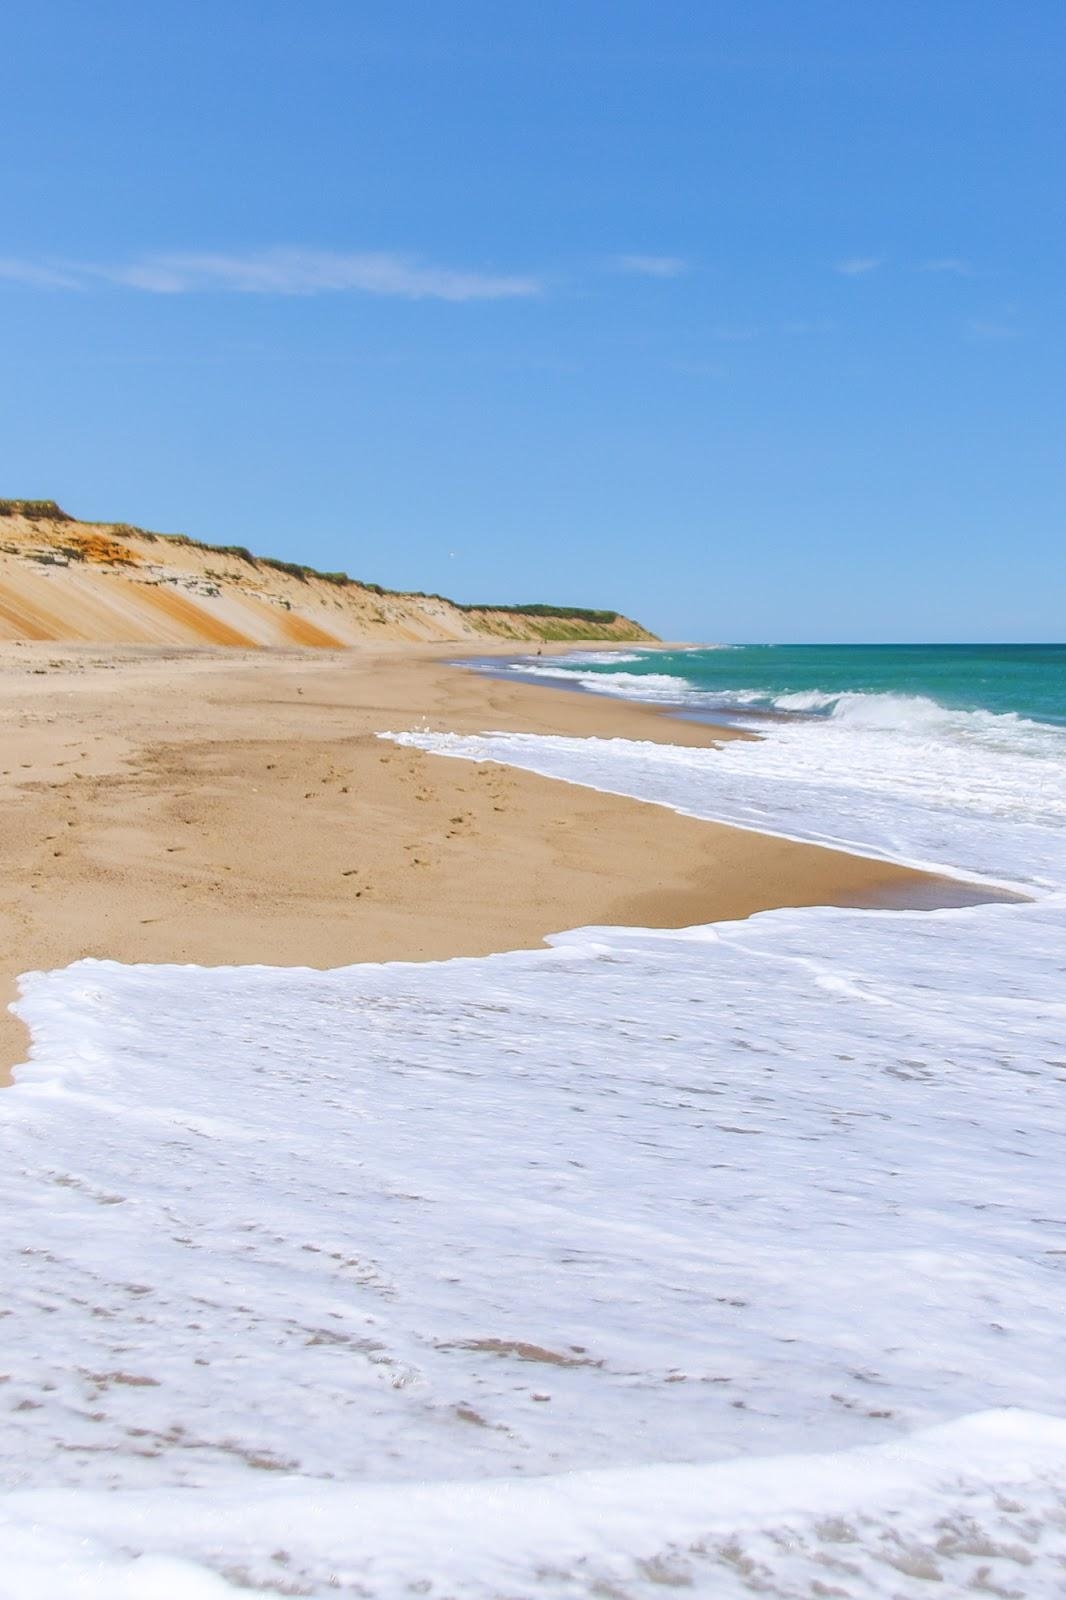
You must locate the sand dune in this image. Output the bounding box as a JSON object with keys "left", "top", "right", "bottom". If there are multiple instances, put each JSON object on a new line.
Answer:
{"left": 0, "top": 502, "right": 654, "bottom": 648}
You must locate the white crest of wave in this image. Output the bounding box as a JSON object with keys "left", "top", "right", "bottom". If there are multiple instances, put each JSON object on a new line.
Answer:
{"left": 772, "top": 686, "right": 1057, "bottom": 745}
{"left": 510, "top": 665, "right": 697, "bottom": 701}
{"left": 526, "top": 650, "right": 649, "bottom": 666}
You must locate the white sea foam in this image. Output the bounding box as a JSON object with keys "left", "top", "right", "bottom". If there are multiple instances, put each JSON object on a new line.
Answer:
{"left": 541, "top": 649, "right": 650, "bottom": 664}
{"left": 508, "top": 664, "right": 701, "bottom": 701}
{"left": 5, "top": 890, "right": 1066, "bottom": 1593}
{"left": 497, "top": 649, "right": 741, "bottom": 704}
{"left": 388, "top": 705, "right": 1066, "bottom": 891}
{"left": 3, "top": 1413, "right": 1065, "bottom": 1597}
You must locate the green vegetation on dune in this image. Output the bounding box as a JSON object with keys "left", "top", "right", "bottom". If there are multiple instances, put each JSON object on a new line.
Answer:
{"left": 0, "top": 499, "right": 73, "bottom": 522}
{"left": 464, "top": 614, "right": 643, "bottom": 642}
{"left": 459, "top": 602, "right": 621, "bottom": 624}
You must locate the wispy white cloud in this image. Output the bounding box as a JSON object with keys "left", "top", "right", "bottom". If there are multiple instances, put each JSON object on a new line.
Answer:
{"left": 0, "top": 248, "right": 541, "bottom": 301}
{"left": 921, "top": 257, "right": 973, "bottom": 276}
{"left": 614, "top": 254, "right": 689, "bottom": 278}
{"left": 0, "top": 258, "right": 84, "bottom": 289}
{"left": 834, "top": 256, "right": 883, "bottom": 277}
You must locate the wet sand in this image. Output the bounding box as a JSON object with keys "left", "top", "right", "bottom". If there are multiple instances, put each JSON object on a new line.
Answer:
{"left": 0, "top": 640, "right": 988, "bottom": 1080}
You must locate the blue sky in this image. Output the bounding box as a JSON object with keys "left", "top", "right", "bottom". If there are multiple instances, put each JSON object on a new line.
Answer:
{"left": 2, "top": 2, "right": 1063, "bottom": 641}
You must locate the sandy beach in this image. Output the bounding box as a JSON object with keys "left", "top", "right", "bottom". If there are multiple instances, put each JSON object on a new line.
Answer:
{"left": 0, "top": 638, "right": 984, "bottom": 1082}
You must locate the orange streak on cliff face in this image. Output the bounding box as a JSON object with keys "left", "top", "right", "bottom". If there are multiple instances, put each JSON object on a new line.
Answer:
{"left": 66, "top": 533, "right": 141, "bottom": 565}
{"left": 0, "top": 588, "right": 61, "bottom": 640}
{"left": 279, "top": 610, "right": 342, "bottom": 648}
{"left": 134, "top": 584, "right": 259, "bottom": 647}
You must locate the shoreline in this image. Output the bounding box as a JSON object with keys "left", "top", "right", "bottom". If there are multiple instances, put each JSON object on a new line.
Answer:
{"left": 1, "top": 639, "right": 997, "bottom": 1083}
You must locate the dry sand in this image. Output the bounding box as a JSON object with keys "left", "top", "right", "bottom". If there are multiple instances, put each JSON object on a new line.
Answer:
{"left": 1, "top": 640, "right": 988, "bottom": 1081}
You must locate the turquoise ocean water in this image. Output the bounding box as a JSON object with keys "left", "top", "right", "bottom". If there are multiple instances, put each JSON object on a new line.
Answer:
{"left": 526, "top": 642, "right": 1066, "bottom": 726}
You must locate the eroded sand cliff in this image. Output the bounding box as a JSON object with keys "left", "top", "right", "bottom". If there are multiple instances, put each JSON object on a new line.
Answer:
{"left": 0, "top": 501, "right": 655, "bottom": 647}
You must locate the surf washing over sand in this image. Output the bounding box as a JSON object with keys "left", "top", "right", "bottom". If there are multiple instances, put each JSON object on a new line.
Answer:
{"left": 4, "top": 644, "right": 1066, "bottom": 1596}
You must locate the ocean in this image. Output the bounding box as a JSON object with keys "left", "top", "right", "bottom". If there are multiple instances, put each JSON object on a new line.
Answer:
{"left": 500, "top": 641, "right": 1066, "bottom": 727}
{"left": 459, "top": 642, "right": 1066, "bottom": 890}
{"left": 3, "top": 644, "right": 1066, "bottom": 1596}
